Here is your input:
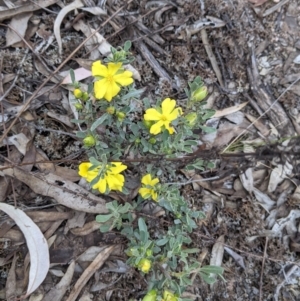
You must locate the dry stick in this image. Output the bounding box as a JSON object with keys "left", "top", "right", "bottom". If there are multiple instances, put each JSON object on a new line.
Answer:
{"left": 222, "top": 74, "right": 300, "bottom": 154}
{"left": 65, "top": 245, "right": 115, "bottom": 301}
{"left": 259, "top": 237, "right": 268, "bottom": 301}
{"left": 201, "top": 28, "right": 224, "bottom": 88}
{"left": 0, "top": 1, "right": 132, "bottom": 145}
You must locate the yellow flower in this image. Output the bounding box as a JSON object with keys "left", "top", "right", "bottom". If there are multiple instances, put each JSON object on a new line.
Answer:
{"left": 139, "top": 174, "right": 159, "bottom": 201}
{"left": 78, "top": 162, "right": 99, "bottom": 182}
{"left": 138, "top": 258, "right": 152, "bottom": 273}
{"left": 92, "top": 162, "right": 127, "bottom": 193}
{"left": 163, "top": 290, "right": 178, "bottom": 301}
{"left": 78, "top": 162, "right": 127, "bottom": 193}
{"left": 92, "top": 61, "right": 133, "bottom": 101}
{"left": 144, "top": 98, "right": 183, "bottom": 135}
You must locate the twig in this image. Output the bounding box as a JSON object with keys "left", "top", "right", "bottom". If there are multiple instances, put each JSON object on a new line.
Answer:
{"left": 201, "top": 28, "right": 224, "bottom": 87}
{"left": 259, "top": 237, "right": 268, "bottom": 301}
{"left": 263, "top": 0, "right": 290, "bottom": 17}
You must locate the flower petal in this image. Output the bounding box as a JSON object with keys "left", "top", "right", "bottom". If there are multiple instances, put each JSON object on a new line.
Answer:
{"left": 161, "top": 98, "right": 176, "bottom": 115}
{"left": 141, "top": 174, "right": 152, "bottom": 185}
{"left": 94, "top": 79, "right": 108, "bottom": 99}
{"left": 109, "top": 162, "right": 127, "bottom": 174}
{"left": 151, "top": 191, "right": 158, "bottom": 201}
{"left": 150, "top": 178, "right": 159, "bottom": 186}
{"left": 78, "top": 163, "right": 92, "bottom": 178}
{"left": 104, "top": 80, "right": 121, "bottom": 101}
{"left": 106, "top": 174, "right": 124, "bottom": 191}
{"left": 93, "top": 178, "right": 107, "bottom": 193}
{"left": 144, "top": 108, "right": 162, "bottom": 121}
{"left": 107, "top": 62, "right": 122, "bottom": 76}
{"left": 139, "top": 187, "right": 152, "bottom": 199}
{"left": 150, "top": 121, "right": 164, "bottom": 135}
{"left": 114, "top": 72, "right": 134, "bottom": 86}
{"left": 168, "top": 107, "right": 183, "bottom": 121}
{"left": 164, "top": 123, "right": 175, "bottom": 134}
{"left": 92, "top": 61, "right": 108, "bottom": 77}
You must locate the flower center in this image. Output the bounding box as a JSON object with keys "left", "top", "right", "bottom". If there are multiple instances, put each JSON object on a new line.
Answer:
{"left": 106, "top": 75, "right": 114, "bottom": 83}
{"left": 161, "top": 115, "right": 168, "bottom": 121}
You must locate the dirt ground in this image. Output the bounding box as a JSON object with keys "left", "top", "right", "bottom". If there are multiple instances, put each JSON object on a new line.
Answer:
{"left": 1, "top": 0, "right": 300, "bottom": 300}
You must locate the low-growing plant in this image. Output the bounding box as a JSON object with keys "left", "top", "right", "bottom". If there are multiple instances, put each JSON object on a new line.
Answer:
{"left": 69, "top": 41, "right": 224, "bottom": 301}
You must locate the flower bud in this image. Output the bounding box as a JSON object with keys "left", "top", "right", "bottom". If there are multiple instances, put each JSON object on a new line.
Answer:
{"left": 143, "top": 120, "right": 153, "bottom": 129}
{"left": 192, "top": 86, "right": 208, "bottom": 102}
{"left": 106, "top": 106, "right": 116, "bottom": 115}
{"left": 74, "top": 102, "right": 83, "bottom": 110}
{"left": 149, "top": 138, "right": 156, "bottom": 144}
{"left": 126, "top": 248, "right": 135, "bottom": 257}
{"left": 185, "top": 113, "right": 197, "bottom": 126}
{"left": 83, "top": 135, "right": 96, "bottom": 147}
{"left": 142, "top": 289, "right": 157, "bottom": 301}
{"left": 146, "top": 249, "right": 153, "bottom": 257}
{"left": 74, "top": 89, "right": 83, "bottom": 99}
{"left": 82, "top": 92, "right": 89, "bottom": 101}
{"left": 116, "top": 111, "right": 125, "bottom": 121}
{"left": 138, "top": 258, "right": 152, "bottom": 273}
{"left": 163, "top": 290, "right": 178, "bottom": 301}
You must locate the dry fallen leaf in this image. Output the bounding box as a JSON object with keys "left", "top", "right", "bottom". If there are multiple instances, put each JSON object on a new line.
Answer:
{"left": 66, "top": 246, "right": 115, "bottom": 301}
{"left": 0, "top": 203, "right": 50, "bottom": 297}
{"left": 43, "top": 261, "right": 75, "bottom": 301}
{"left": 6, "top": 12, "right": 32, "bottom": 47}
{"left": 212, "top": 102, "right": 248, "bottom": 118}
{"left": 1, "top": 166, "right": 108, "bottom": 213}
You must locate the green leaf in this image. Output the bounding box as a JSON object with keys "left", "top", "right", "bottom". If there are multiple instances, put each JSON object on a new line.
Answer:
{"left": 200, "top": 265, "right": 224, "bottom": 274}
{"left": 88, "top": 82, "right": 93, "bottom": 94}
{"left": 156, "top": 237, "right": 169, "bottom": 246}
{"left": 124, "top": 40, "right": 132, "bottom": 51}
{"left": 118, "top": 203, "right": 132, "bottom": 214}
{"left": 90, "top": 113, "right": 109, "bottom": 131}
{"left": 122, "top": 88, "right": 145, "bottom": 100}
{"left": 138, "top": 218, "right": 147, "bottom": 233}
{"left": 70, "top": 69, "right": 75, "bottom": 84}
{"left": 106, "top": 200, "right": 119, "bottom": 211}
{"left": 89, "top": 157, "right": 101, "bottom": 166}
{"left": 76, "top": 131, "right": 87, "bottom": 138}
{"left": 99, "top": 224, "right": 111, "bottom": 233}
{"left": 202, "top": 109, "right": 215, "bottom": 118}
{"left": 96, "top": 214, "right": 113, "bottom": 223}
{"left": 199, "top": 273, "right": 217, "bottom": 284}
{"left": 199, "top": 125, "right": 216, "bottom": 133}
